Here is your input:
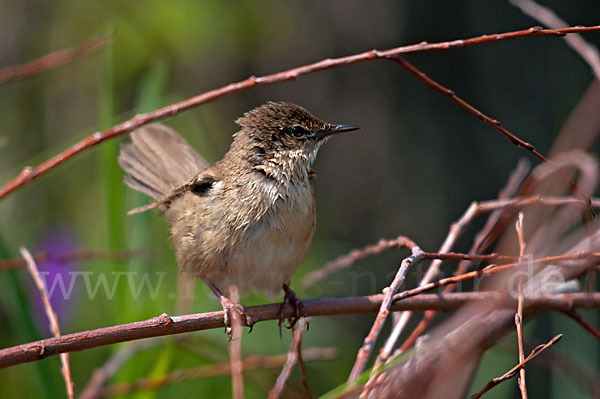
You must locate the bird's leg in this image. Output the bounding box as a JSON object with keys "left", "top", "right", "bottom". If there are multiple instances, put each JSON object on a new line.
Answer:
{"left": 279, "top": 283, "right": 309, "bottom": 335}
{"left": 206, "top": 282, "right": 254, "bottom": 338}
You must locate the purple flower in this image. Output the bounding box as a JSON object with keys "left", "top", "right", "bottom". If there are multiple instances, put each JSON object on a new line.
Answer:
{"left": 29, "top": 227, "right": 79, "bottom": 335}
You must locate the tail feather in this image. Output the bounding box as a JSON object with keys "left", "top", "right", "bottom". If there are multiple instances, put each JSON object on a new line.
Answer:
{"left": 119, "top": 123, "right": 209, "bottom": 201}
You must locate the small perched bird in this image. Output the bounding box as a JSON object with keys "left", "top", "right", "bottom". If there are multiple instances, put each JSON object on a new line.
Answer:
{"left": 119, "top": 102, "right": 359, "bottom": 334}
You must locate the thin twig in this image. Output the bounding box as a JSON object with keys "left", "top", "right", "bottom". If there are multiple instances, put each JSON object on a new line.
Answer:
{"left": 515, "top": 213, "right": 528, "bottom": 398}
{"left": 0, "top": 292, "right": 597, "bottom": 370}
{"left": 1, "top": 26, "right": 599, "bottom": 200}
{"left": 0, "top": 249, "right": 147, "bottom": 270}
{"left": 392, "top": 251, "right": 600, "bottom": 304}
{"left": 0, "top": 36, "right": 109, "bottom": 85}
{"left": 98, "top": 346, "right": 335, "bottom": 397}
{"left": 229, "top": 286, "right": 244, "bottom": 399}
{"left": 516, "top": 212, "right": 526, "bottom": 257}
{"left": 563, "top": 309, "right": 600, "bottom": 341}
{"left": 478, "top": 195, "right": 600, "bottom": 212}
{"left": 20, "top": 247, "right": 74, "bottom": 399}
{"left": 304, "top": 236, "right": 414, "bottom": 288}
{"left": 516, "top": 284, "right": 527, "bottom": 398}
{"left": 517, "top": 339, "right": 599, "bottom": 393}
{"left": 510, "top": 0, "right": 600, "bottom": 80}
{"left": 348, "top": 239, "right": 423, "bottom": 382}
{"left": 471, "top": 334, "right": 563, "bottom": 399}
{"left": 297, "top": 333, "right": 311, "bottom": 399}
{"left": 268, "top": 318, "right": 307, "bottom": 399}
{"left": 391, "top": 56, "right": 548, "bottom": 163}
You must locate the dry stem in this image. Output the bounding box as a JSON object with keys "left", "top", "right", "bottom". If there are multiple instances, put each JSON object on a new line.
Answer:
{"left": 515, "top": 213, "right": 528, "bottom": 398}
{"left": 348, "top": 238, "right": 423, "bottom": 382}
{"left": 268, "top": 318, "right": 308, "bottom": 399}
{"left": 471, "top": 334, "right": 562, "bottom": 399}
{"left": 20, "top": 247, "right": 74, "bottom": 399}
{"left": 229, "top": 286, "right": 244, "bottom": 399}
{"left": 516, "top": 284, "right": 527, "bottom": 398}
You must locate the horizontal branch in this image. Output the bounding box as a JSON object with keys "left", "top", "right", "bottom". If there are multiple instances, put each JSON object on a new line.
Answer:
{"left": 0, "top": 249, "right": 146, "bottom": 270}
{"left": 0, "top": 292, "right": 598, "bottom": 369}
{"left": 0, "top": 25, "right": 599, "bottom": 200}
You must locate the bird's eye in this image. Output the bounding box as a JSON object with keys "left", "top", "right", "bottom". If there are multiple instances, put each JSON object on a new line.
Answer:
{"left": 289, "top": 125, "right": 305, "bottom": 137}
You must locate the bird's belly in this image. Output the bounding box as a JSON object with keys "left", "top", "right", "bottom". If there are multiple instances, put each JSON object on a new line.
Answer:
{"left": 219, "top": 197, "right": 315, "bottom": 299}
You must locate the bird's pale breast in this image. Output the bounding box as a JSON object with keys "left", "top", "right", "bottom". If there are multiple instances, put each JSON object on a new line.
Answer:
{"left": 167, "top": 175, "right": 316, "bottom": 299}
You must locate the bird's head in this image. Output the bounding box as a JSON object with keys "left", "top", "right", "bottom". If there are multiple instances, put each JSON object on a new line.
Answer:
{"left": 231, "top": 102, "right": 359, "bottom": 178}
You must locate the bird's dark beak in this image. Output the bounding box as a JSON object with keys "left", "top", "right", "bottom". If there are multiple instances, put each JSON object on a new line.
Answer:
{"left": 315, "top": 124, "right": 361, "bottom": 140}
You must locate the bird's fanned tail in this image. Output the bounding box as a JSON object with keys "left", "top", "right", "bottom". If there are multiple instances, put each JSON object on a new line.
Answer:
{"left": 118, "top": 123, "right": 210, "bottom": 208}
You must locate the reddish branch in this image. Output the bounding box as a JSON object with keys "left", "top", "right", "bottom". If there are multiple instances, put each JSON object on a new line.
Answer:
{"left": 304, "top": 236, "right": 417, "bottom": 287}
{"left": 471, "top": 334, "right": 563, "bottom": 399}
{"left": 391, "top": 56, "right": 596, "bottom": 216}
{"left": 268, "top": 318, "right": 308, "bottom": 399}
{"left": 563, "top": 309, "right": 600, "bottom": 341}
{"left": 1, "top": 292, "right": 598, "bottom": 370}
{"left": 1, "top": 26, "right": 599, "bottom": 201}
{"left": 392, "top": 56, "right": 548, "bottom": 163}
{"left": 0, "top": 36, "right": 109, "bottom": 85}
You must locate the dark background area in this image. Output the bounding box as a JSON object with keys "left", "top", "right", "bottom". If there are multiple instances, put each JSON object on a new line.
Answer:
{"left": 0, "top": 1, "right": 598, "bottom": 397}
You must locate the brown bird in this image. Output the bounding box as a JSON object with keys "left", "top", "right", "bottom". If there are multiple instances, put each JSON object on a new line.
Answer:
{"left": 118, "top": 102, "right": 359, "bottom": 334}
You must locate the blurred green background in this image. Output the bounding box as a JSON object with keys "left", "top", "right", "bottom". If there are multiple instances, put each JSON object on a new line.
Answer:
{"left": 1, "top": 1, "right": 599, "bottom": 398}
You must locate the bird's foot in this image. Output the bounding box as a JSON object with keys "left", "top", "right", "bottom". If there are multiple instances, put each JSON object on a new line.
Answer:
{"left": 207, "top": 282, "right": 253, "bottom": 339}
{"left": 219, "top": 296, "right": 254, "bottom": 339}
{"left": 279, "top": 283, "right": 309, "bottom": 336}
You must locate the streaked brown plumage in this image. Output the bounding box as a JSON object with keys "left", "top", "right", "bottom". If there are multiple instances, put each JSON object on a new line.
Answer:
{"left": 119, "top": 102, "right": 359, "bottom": 329}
